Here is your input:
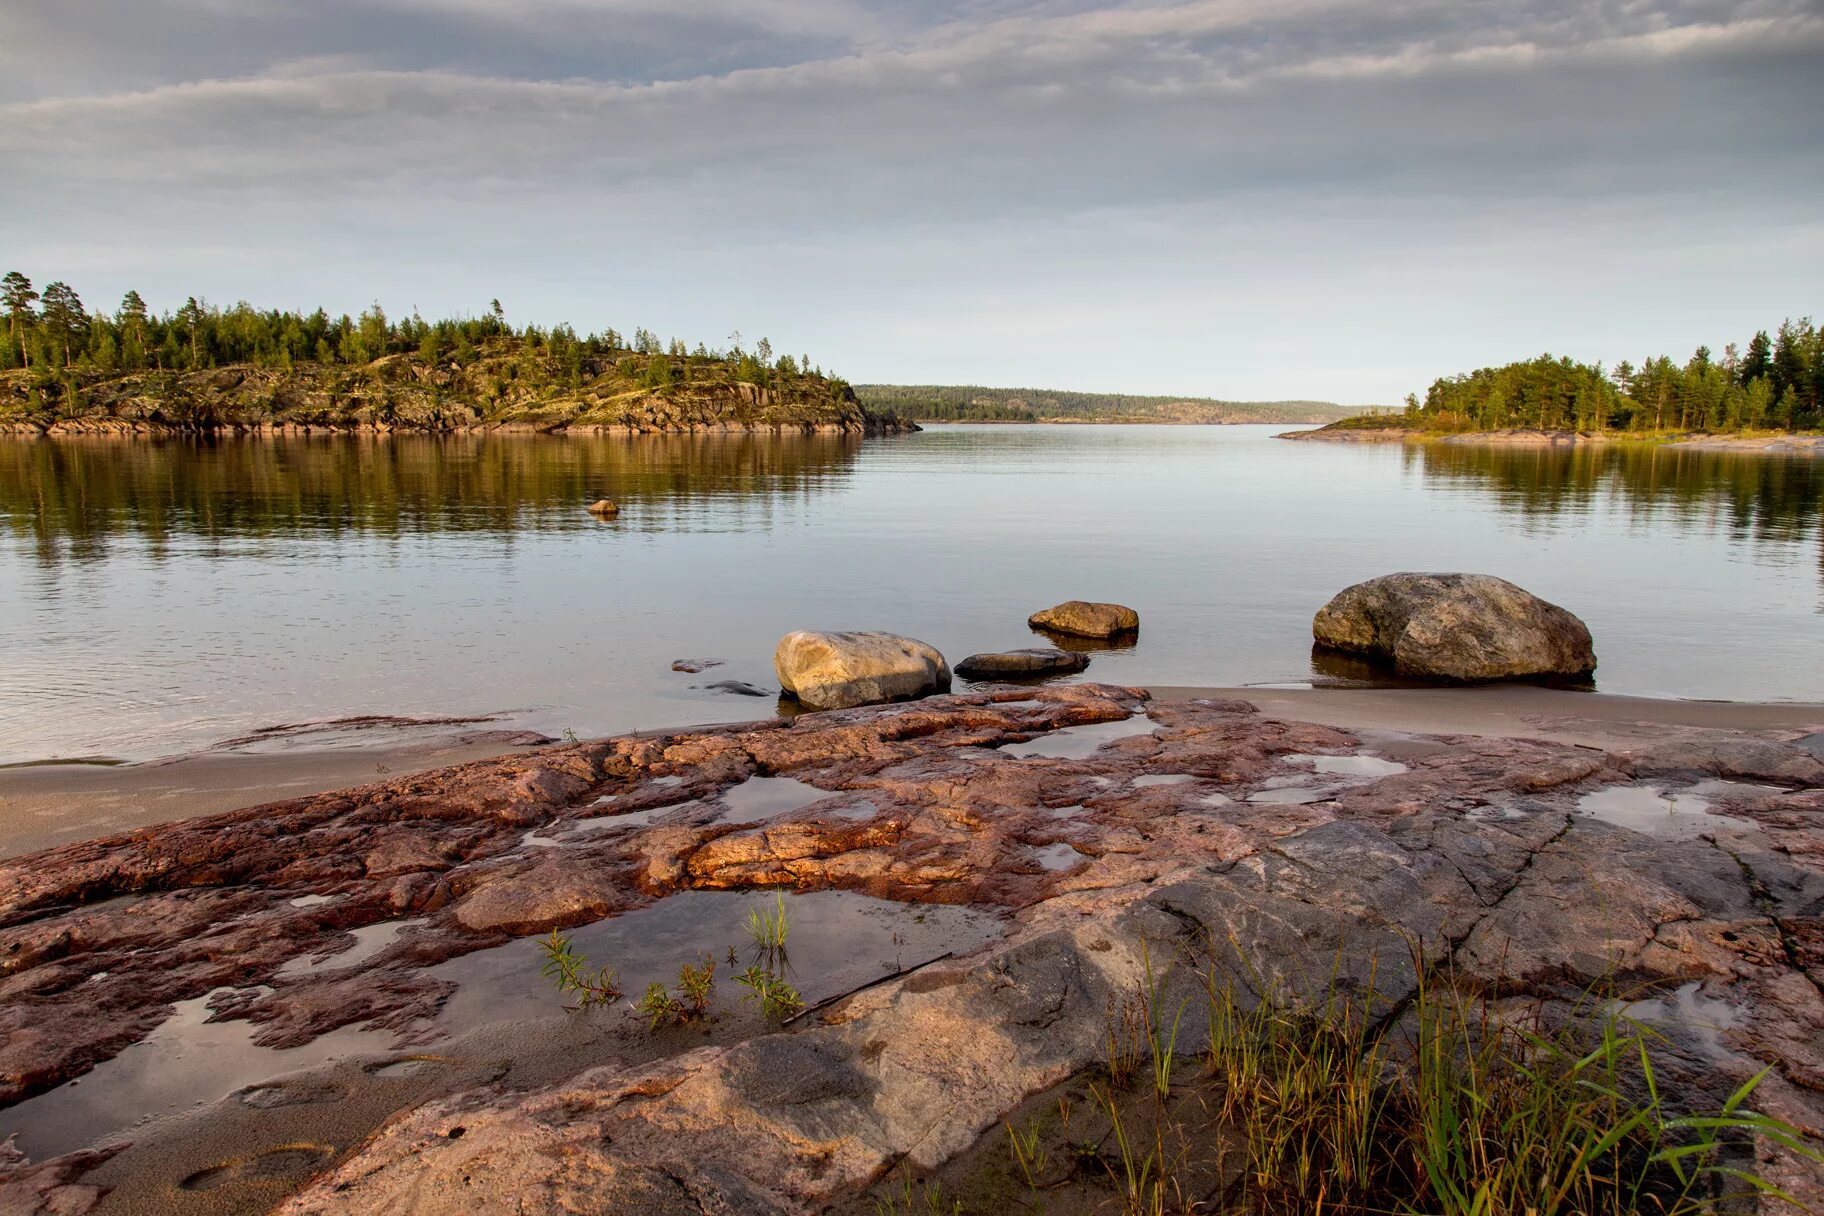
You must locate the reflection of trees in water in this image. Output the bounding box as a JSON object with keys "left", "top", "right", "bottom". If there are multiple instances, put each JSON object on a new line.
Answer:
{"left": 0, "top": 434, "right": 863, "bottom": 564}
{"left": 1408, "top": 443, "right": 1824, "bottom": 609}
{"left": 1409, "top": 443, "right": 1820, "bottom": 543}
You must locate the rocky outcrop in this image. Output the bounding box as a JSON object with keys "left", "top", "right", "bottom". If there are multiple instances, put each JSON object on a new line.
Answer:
{"left": 2, "top": 687, "right": 1821, "bottom": 1214}
{"left": 773, "top": 632, "right": 952, "bottom": 711}
{"left": 0, "top": 354, "right": 920, "bottom": 438}
{"left": 1313, "top": 572, "right": 1596, "bottom": 682}
{"left": 954, "top": 648, "right": 1089, "bottom": 679}
{"left": 1026, "top": 601, "right": 1139, "bottom": 639}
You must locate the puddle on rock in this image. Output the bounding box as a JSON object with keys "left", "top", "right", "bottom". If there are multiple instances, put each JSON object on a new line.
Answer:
{"left": 717, "top": 776, "right": 828, "bottom": 824}
{"left": 1131, "top": 774, "right": 1196, "bottom": 788}
{"left": 275, "top": 919, "right": 426, "bottom": 979}
{"left": 285, "top": 894, "right": 336, "bottom": 909}
{"left": 1246, "top": 787, "right": 1333, "bottom": 805}
{"left": 1200, "top": 792, "right": 1234, "bottom": 807}
{"left": 1577, "top": 784, "right": 1758, "bottom": 839}
{"left": 1032, "top": 843, "right": 1087, "bottom": 871}
{"left": 429, "top": 890, "right": 1003, "bottom": 1037}
{"left": 999, "top": 715, "right": 1155, "bottom": 760}
{"left": 559, "top": 800, "right": 705, "bottom": 835}
{"left": 1618, "top": 982, "right": 1740, "bottom": 1059}
{"left": 1291, "top": 753, "right": 1408, "bottom": 778}
{"left": 0, "top": 990, "right": 390, "bottom": 1160}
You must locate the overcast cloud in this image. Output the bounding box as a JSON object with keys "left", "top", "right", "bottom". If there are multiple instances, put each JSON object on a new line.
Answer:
{"left": 5, "top": 0, "right": 1820, "bottom": 400}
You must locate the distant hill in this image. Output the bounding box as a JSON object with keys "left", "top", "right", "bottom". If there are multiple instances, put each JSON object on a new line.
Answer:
{"left": 853, "top": 384, "right": 1371, "bottom": 425}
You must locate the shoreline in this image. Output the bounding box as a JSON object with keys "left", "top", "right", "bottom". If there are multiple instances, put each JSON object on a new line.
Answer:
{"left": 1278, "top": 425, "right": 1824, "bottom": 453}
{"left": 5, "top": 684, "right": 1816, "bottom": 860}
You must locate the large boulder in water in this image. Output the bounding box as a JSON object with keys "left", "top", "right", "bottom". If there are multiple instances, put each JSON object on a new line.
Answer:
{"left": 1312, "top": 573, "right": 1595, "bottom": 682}
{"left": 1027, "top": 601, "right": 1139, "bottom": 639}
{"left": 774, "top": 631, "right": 952, "bottom": 710}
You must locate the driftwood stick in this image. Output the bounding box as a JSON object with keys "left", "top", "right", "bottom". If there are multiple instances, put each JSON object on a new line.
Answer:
{"left": 782, "top": 951, "right": 955, "bottom": 1026}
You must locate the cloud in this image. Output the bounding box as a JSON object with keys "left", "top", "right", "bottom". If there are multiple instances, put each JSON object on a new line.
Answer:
{"left": 3, "top": 0, "right": 1819, "bottom": 398}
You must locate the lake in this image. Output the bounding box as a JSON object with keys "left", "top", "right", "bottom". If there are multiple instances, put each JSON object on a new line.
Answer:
{"left": 0, "top": 425, "right": 1818, "bottom": 763}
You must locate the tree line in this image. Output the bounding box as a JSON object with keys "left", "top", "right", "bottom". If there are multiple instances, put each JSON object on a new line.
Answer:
{"left": 0, "top": 272, "right": 830, "bottom": 391}
{"left": 855, "top": 384, "right": 1357, "bottom": 424}
{"left": 1403, "top": 317, "right": 1823, "bottom": 434}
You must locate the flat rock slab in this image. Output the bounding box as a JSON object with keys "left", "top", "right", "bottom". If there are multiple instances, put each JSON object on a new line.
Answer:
{"left": 0, "top": 687, "right": 1820, "bottom": 1216}
{"left": 954, "top": 648, "right": 1090, "bottom": 680}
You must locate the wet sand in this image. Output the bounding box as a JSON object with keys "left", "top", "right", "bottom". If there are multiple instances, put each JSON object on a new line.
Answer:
{"left": 0, "top": 729, "right": 551, "bottom": 860}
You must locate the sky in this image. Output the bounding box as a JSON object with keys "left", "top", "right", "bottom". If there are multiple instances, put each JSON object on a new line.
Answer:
{"left": 5, "top": 0, "right": 1821, "bottom": 403}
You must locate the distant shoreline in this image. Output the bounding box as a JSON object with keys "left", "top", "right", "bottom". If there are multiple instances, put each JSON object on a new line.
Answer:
{"left": 1279, "top": 424, "right": 1824, "bottom": 454}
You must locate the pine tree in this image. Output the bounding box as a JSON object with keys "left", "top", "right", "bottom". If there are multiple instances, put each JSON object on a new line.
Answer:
{"left": 38, "top": 282, "right": 87, "bottom": 368}
{"left": 3, "top": 271, "right": 39, "bottom": 369}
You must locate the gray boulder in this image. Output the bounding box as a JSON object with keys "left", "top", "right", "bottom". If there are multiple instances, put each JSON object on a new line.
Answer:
{"left": 1313, "top": 573, "right": 1595, "bottom": 682}
{"left": 955, "top": 649, "right": 1090, "bottom": 680}
{"left": 773, "top": 631, "right": 951, "bottom": 710}
{"left": 1027, "top": 601, "right": 1139, "bottom": 639}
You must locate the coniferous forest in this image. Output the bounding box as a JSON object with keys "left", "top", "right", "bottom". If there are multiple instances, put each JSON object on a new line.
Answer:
{"left": 0, "top": 272, "right": 877, "bottom": 434}
{"left": 1386, "top": 318, "right": 1823, "bottom": 434}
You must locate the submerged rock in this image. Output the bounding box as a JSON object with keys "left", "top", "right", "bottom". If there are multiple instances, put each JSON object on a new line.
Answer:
{"left": 586, "top": 499, "right": 620, "bottom": 517}
{"left": 773, "top": 631, "right": 952, "bottom": 710}
{"left": 1312, "top": 572, "right": 1595, "bottom": 682}
{"left": 955, "top": 648, "right": 1090, "bottom": 680}
{"left": 1026, "top": 601, "right": 1139, "bottom": 639}
{"left": 670, "top": 658, "right": 724, "bottom": 674}
{"left": 698, "top": 680, "right": 771, "bottom": 698}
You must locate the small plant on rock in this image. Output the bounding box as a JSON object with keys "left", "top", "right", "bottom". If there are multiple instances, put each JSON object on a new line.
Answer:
{"left": 537, "top": 930, "right": 622, "bottom": 1010}
{"left": 736, "top": 964, "right": 806, "bottom": 1020}
{"left": 636, "top": 956, "right": 717, "bottom": 1030}
{"left": 745, "top": 892, "right": 791, "bottom": 960}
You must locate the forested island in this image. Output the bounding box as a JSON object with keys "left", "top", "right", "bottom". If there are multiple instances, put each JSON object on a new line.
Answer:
{"left": 0, "top": 273, "right": 905, "bottom": 435}
{"left": 854, "top": 383, "right": 1364, "bottom": 424}
{"left": 1294, "top": 316, "right": 1822, "bottom": 443}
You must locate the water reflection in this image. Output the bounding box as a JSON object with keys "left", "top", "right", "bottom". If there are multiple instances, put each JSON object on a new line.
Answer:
{"left": 0, "top": 432, "right": 864, "bottom": 563}
{"left": 1409, "top": 443, "right": 1820, "bottom": 550}
{"left": 0, "top": 426, "right": 1818, "bottom": 763}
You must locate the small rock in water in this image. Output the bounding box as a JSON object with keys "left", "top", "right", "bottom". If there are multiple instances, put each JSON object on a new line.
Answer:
{"left": 671, "top": 658, "right": 725, "bottom": 674}
{"left": 1312, "top": 572, "right": 1595, "bottom": 682}
{"left": 774, "top": 630, "right": 951, "bottom": 710}
{"left": 586, "top": 499, "right": 620, "bottom": 517}
{"left": 1027, "top": 601, "right": 1139, "bottom": 639}
{"left": 698, "top": 680, "right": 771, "bottom": 698}
{"left": 955, "top": 648, "right": 1090, "bottom": 680}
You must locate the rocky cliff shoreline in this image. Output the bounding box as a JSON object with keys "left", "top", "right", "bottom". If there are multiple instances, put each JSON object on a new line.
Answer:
{"left": 2, "top": 684, "right": 1820, "bottom": 1215}
{"left": 0, "top": 356, "right": 918, "bottom": 438}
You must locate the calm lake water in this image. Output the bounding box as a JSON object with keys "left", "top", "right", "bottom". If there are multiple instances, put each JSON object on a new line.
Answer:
{"left": 1, "top": 425, "right": 1818, "bottom": 762}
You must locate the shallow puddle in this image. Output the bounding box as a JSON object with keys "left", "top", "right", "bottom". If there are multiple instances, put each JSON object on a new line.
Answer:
{"left": 286, "top": 893, "right": 336, "bottom": 909}
{"left": 429, "top": 890, "right": 1003, "bottom": 1036}
{"left": 1577, "top": 784, "right": 1757, "bottom": 839}
{"left": 999, "top": 715, "right": 1155, "bottom": 760}
{"left": 0, "top": 990, "right": 390, "bottom": 1160}
{"left": 1131, "top": 774, "right": 1196, "bottom": 788}
{"left": 1246, "top": 786, "right": 1333, "bottom": 805}
{"left": 1291, "top": 753, "right": 1408, "bottom": 778}
{"left": 717, "top": 776, "right": 828, "bottom": 824}
{"left": 1618, "top": 982, "right": 1739, "bottom": 1058}
{"left": 1031, "top": 843, "right": 1087, "bottom": 871}
{"left": 275, "top": 918, "right": 426, "bottom": 979}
